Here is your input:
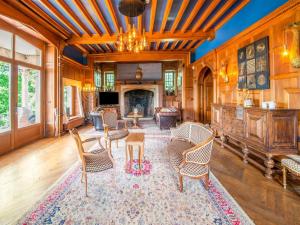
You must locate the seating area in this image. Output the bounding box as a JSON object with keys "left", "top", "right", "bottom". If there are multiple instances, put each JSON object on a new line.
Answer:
{"left": 0, "top": 1, "right": 300, "bottom": 225}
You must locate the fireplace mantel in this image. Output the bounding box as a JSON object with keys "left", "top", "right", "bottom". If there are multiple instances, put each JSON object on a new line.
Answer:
{"left": 120, "top": 84, "right": 163, "bottom": 117}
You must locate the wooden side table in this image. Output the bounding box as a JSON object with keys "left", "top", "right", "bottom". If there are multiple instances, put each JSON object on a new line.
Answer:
{"left": 127, "top": 112, "right": 143, "bottom": 129}
{"left": 125, "top": 133, "right": 145, "bottom": 170}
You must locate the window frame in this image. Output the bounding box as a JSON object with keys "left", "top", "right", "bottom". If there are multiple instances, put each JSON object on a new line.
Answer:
{"left": 104, "top": 71, "right": 115, "bottom": 90}
{"left": 164, "top": 70, "right": 176, "bottom": 91}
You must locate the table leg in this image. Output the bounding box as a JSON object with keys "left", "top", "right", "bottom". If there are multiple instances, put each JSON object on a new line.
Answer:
{"left": 125, "top": 143, "right": 128, "bottom": 168}
{"left": 138, "top": 145, "right": 142, "bottom": 170}
{"left": 129, "top": 145, "right": 133, "bottom": 169}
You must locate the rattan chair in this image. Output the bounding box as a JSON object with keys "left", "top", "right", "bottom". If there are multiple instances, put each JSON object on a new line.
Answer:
{"left": 101, "top": 110, "right": 129, "bottom": 150}
{"left": 168, "top": 122, "right": 215, "bottom": 192}
{"left": 282, "top": 155, "right": 300, "bottom": 189}
{"left": 69, "top": 128, "right": 115, "bottom": 196}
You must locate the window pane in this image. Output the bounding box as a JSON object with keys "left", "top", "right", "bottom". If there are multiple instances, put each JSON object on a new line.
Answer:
{"left": 17, "top": 66, "right": 41, "bottom": 128}
{"left": 165, "top": 71, "right": 174, "bottom": 90}
{"left": 105, "top": 72, "right": 114, "bottom": 90}
{"left": 0, "top": 61, "right": 11, "bottom": 132}
{"left": 15, "top": 36, "right": 41, "bottom": 66}
{"left": 64, "top": 86, "right": 72, "bottom": 117}
{"left": 0, "top": 30, "right": 13, "bottom": 58}
{"left": 94, "top": 70, "right": 101, "bottom": 87}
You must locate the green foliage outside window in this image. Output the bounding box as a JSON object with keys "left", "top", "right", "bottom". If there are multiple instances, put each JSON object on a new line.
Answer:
{"left": 0, "top": 62, "right": 10, "bottom": 129}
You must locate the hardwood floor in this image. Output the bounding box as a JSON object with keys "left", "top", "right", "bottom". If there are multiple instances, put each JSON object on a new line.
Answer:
{"left": 0, "top": 126, "right": 299, "bottom": 225}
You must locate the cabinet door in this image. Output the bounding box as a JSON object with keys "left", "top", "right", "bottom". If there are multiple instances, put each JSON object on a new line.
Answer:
{"left": 245, "top": 110, "right": 267, "bottom": 146}
{"left": 269, "top": 111, "right": 297, "bottom": 150}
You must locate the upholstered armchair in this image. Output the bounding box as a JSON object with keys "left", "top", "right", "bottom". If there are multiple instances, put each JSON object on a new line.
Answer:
{"left": 69, "top": 128, "right": 114, "bottom": 196}
{"left": 168, "top": 122, "right": 214, "bottom": 192}
{"left": 101, "top": 111, "right": 129, "bottom": 149}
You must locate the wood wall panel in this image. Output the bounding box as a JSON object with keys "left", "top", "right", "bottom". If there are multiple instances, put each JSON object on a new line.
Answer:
{"left": 190, "top": 2, "right": 300, "bottom": 150}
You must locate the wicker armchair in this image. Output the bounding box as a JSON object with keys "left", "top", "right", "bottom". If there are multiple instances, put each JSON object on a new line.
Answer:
{"left": 101, "top": 111, "right": 129, "bottom": 149}
{"left": 168, "top": 122, "right": 214, "bottom": 192}
{"left": 69, "top": 128, "right": 114, "bottom": 196}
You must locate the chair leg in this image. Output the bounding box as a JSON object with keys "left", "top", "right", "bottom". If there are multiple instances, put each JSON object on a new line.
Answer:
{"left": 204, "top": 173, "right": 209, "bottom": 190}
{"left": 116, "top": 139, "right": 119, "bottom": 148}
{"left": 84, "top": 172, "right": 88, "bottom": 197}
{"left": 283, "top": 166, "right": 287, "bottom": 189}
{"left": 179, "top": 175, "right": 183, "bottom": 192}
{"left": 81, "top": 172, "right": 84, "bottom": 183}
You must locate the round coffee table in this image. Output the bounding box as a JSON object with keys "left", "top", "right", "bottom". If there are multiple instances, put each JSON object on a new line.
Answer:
{"left": 127, "top": 112, "right": 143, "bottom": 129}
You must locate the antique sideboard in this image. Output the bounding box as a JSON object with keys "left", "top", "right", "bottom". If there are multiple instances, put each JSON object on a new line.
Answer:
{"left": 211, "top": 104, "right": 299, "bottom": 179}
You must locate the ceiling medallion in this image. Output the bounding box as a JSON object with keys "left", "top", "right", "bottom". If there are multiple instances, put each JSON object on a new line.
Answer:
{"left": 118, "top": 0, "right": 148, "bottom": 17}
{"left": 116, "top": 25, "right": 147, "bottom": 53}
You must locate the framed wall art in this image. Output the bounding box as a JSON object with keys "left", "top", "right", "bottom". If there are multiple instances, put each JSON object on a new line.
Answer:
{"left": 237, "top": 37, "right": 269, "bottom": 90}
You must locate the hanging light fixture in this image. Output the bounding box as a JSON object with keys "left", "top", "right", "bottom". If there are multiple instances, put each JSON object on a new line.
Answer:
{"left": 118, "top": 0, "right": 149, "bottom": 17}
{"left": 117, "top": 25, "right": 147, "bottom": 53}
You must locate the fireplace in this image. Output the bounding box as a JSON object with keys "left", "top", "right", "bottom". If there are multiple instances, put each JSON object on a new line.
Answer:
{"left": 120, "top": 84, "right": 162, "bottom": 118}
{"left": 124, "top": 90, "right": 154, "bottom": 117}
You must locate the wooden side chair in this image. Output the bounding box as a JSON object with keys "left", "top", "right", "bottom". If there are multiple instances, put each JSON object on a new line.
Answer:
{"left": 101, "top": 110, "right": 129, "bottom": 150}
{"left": 69, "top": 128, "right": 115, "bottom": 196}
{"left": 282, "top": 155, "right": 300, "bottom": 189}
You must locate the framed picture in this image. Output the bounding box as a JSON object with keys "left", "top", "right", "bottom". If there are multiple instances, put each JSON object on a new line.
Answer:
{"left": 237, "top": 37, "right": 269, "bottom": 90}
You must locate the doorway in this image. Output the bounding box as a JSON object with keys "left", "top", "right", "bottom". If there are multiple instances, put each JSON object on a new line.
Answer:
{"left": 198, "top": 67, "right": 213, "bottom": 124}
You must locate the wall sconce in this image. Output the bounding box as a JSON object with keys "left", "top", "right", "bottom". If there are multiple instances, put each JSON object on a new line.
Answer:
{"left": 219, "top": 62, "right": 229, "bottom": 83}
{"left": 83, "top": 83, "right": 98, "bottom": 92}
{"left": 282, "top": 22, "right": 300, "bottom": 68}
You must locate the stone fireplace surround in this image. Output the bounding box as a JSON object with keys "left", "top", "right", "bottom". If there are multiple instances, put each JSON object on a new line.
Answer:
{"left": 120, "top": 84, "right": 163, "bottom": 118}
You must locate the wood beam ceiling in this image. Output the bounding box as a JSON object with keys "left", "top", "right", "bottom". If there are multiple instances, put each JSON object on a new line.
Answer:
{"left": 178, "top": 40, "right": 188, "bottom": 50}
{"left": 56, "top": 0, "right": 92, "bottom": 36}
{"left": 73, "top": 0, "right": 103, "bottom": 35}
{"left": 67, "top": 30, "right": 214, "bottom": 44}
{"left": 191, "top": 0, "right": 221, "bottom": 33}
{"left": 181, "top": 0, "right": 205, "bottom": 33}
{"left": 88, "top": 0, "right": 112, "bottom": 35}
{"left": 160, "top": 0, "right": 173, "bottom": 33}
{"left": 104, "top": 0, "right": 120, "bottom": 33}
{"left": 170, "top": 0, "right": 190, "bottom": 33}
{"left": 39, "top": 0, "right": 81, "bottom": 36}
{"left": 149, "top": 0, "right": 158, "bottom": 34}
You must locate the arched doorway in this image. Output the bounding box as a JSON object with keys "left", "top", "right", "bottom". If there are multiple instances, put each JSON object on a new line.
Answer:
{"left": 198, "top": 67, "right": 213, "bottom": 124}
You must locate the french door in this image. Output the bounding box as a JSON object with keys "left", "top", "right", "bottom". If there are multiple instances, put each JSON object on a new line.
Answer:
{"left": 0, "top": 60, "right": 42, "bottom": 154}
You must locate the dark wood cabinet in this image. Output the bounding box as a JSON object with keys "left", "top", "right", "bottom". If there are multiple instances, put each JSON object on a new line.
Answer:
{"left": 211, "top": 104, "right": 298, "bottom": 178}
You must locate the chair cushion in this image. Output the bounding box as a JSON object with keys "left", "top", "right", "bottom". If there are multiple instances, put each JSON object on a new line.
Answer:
{"left": 107, "top": 129, "right": 129, "bottom": 140}
{"left": 180, "top": 163, "right": 208, "bottom": 178}
{"left": 282, "top": 158, "right": 300, "bottom": 175}
{"left": 167, "top": 140, "right": 195, "bottom": 170}
{"left": 84, "top": 151, "right": 113, "bottom": 173}
{"left": 287, "top": 155, "right": 300, "bottom": 164}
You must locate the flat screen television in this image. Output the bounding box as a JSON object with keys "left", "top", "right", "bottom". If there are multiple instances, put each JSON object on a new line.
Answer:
{"left": 99, "top": 92, "right": 119, "bottom": 105}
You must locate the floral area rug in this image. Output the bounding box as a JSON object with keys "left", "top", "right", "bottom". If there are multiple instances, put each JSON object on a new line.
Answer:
{"left": 17, "top": 121, "right": 254, "bottom": 225}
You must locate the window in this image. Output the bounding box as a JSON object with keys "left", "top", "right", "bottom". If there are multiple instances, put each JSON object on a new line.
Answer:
{"left": 0, "top": 30, "right": 13, "bottom": 58}
{"left": 177, "top": 72, "right": 182, "bottom": 88}
{"left": 0, "top": 61, "right": 11, "bottom": 132}
{"left": 164, "top": 70, "right": 175, "bottom": 90}
{"left": 64, "top": 86, "right": 72, "bottom": 117}
{"left": 15, "top": 36, "right": 42, "bottom": 66}
{"left": 17, "top": 66, "right": 41, "bottom": 128}
{"left": 94, "top": 69, "right": 101, "bottom": 88}
{"left": 104, "top": 71, "right": 115, "bottom": 90}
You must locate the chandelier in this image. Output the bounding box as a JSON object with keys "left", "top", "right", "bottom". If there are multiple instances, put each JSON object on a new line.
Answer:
{"left": 116, "top": 25, "right": 147, "bottom": 53}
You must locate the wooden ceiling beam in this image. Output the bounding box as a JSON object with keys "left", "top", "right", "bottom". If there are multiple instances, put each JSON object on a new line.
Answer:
{"left": 73, "top": 0, "right": 103, "bottom": 35}
{"left": 156, "top": 41, "right": 161, "bottom": 50}
{"left": 105, "top": 44, "right": 113, "bottom": 52}
{"left": 171, "top": 41, "right": 179, "bottom": 50}
{"left": 138, "top": 15, "right": 143, "bottom": 34}
{"left": 170, "top": 0, "right": 190, "bottom": 33}
{"left": 178, "top": 40, "right": 189, "bottom": 50}
{"left": 18, "top": 0, "right": 70, "bottom": 39}
{"left": 149, "top": 0, "right": 158, "bottom": 34}
{"left": 56, "top": 0, "right": 92, "bottom": 36}
{"left": 163, "top": 42, "right": 169, "bottom": 50}
{"left": 88, "top": 0, "right": 112, "bottom": 35}
{"left": 97, "top": 44, "right": 105, "bottom": 53}
{"left": 215, "top": 0, "right": 250, "bottom": 30}
{"left": 124, "top": 16, "right": 131, "bottom": 31}
{"left": 181, "top": 0, "right": 205, "bottom": 33}
{"left": 203, "top": 0, "right": 237, "bottom": 32}
{"left": 160, "top": 0, "right": 173, "bottom": 33}
{"left": 186, "top": 40, "right": 197, "bottom": 50}
{"left": 192, "top": 0, "right": 221, "bottom": 33}
{"left": 89, "top": 44, "right": 98, "bottom": 53}
{"left": 39, "top": 0, "right": 81, "bottom": 36}
{"left": 67, "top": 30, "right": 214, "bottom": 44}
{"left": 104, "top": 0, "right": 120, "bottom": 33}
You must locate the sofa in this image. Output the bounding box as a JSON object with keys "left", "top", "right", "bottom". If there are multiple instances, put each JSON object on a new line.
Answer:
{"left": 167, "top": 122, "right": 214, "bottom": 192}
{"left": 154, "top": 107, "right": 179, "bottom": 130}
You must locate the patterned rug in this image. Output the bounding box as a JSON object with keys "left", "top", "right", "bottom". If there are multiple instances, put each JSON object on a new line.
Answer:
{"left": 17, "top": 121, "right": 254, "bottom": 225}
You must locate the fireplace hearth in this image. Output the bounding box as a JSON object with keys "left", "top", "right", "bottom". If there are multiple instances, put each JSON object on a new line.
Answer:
{"left": 124, "top": 89, "right": 154, "bottom": 117}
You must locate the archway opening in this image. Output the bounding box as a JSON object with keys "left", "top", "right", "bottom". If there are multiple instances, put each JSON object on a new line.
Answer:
{"left": 198, "top": 67, "right": 213, "bottom": 124}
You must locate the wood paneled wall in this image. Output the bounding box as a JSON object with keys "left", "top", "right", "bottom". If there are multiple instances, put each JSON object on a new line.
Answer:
{"left": 189, "top": 2, "right": 300, "bottom": 149}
